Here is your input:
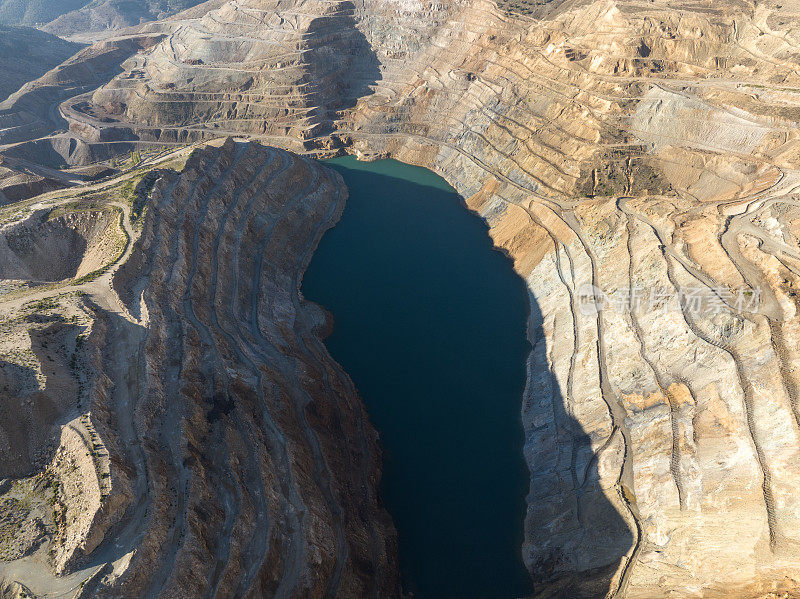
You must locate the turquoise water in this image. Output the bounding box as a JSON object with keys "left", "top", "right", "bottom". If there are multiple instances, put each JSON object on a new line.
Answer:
{"left": 302, "top": 157, "right": 532, "bottom": 598}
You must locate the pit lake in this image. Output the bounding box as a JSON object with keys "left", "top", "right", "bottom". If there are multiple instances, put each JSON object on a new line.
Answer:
{"left": 302, "top": 157, "right": 532, "bottom": 598}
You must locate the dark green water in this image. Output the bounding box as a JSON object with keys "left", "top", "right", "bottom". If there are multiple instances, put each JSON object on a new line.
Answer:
{"left": 302, "top": 157, "right": 532, "bottom": 599}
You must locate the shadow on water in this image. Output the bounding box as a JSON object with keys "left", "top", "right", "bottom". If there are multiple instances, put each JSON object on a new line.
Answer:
{"left": 302, "top": 158, "right": 633, "bottom": 598}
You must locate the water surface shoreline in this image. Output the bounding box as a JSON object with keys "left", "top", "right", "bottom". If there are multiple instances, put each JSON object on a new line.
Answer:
{"left": 303, "top": 156, "right": 533, "bottom": 599}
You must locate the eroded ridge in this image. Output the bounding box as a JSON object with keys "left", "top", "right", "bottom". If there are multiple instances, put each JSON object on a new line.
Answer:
{"left": 3, "top": 0, "right": 800, "bottom": 596}
{"left": 85, "top": 1, "right": 800, "bottom": 595}
{"left": 0, "top": 140, "right": 400, "bottom": 598}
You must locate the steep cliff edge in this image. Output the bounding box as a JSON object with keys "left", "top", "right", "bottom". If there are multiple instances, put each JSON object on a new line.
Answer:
{"left": 73, "top": 0, "right": 800, "bottom": 596}
{"left": 2, "top": 0, "right": 800, "bottom": 596}
{"left": 0, "top": 140, "right": 400, "bottom": 598}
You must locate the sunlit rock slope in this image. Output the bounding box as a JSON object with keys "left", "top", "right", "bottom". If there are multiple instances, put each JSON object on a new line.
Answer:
{"left": 3, "top": 0, "right": 800, "bottom": 596}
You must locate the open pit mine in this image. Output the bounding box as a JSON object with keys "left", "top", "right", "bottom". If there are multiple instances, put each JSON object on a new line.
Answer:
{"left": 3, "top": 0, "right": 800, "bottom": 597}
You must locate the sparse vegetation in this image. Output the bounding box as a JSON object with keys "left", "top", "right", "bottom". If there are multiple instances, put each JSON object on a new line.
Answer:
{"left": 45, "top": 201, "right": 105, "bottom": 221}
{"left": 24, "top": 296, "right": 59, "bottom": 313}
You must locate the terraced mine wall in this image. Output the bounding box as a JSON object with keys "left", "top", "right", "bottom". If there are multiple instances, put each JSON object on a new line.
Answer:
{"left": 3, "top": 0, "right": 800, "bottom": 596}
{"left": 0, "top": 140, "right": 403, "bottom": 597}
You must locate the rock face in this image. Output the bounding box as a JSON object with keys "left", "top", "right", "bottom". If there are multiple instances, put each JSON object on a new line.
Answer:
{"left": 0, "top": 31, "right": 164, "bottom": 180}
{"left": 0, "top": 140, "right": 400, "bottom": 597}
{"left": 3, "top": 0, "right": 800, "bottom": 596}
{"left": 106, "top": 140, "right": 398, "bottom": 598}
{"left": 0, "top": 207, "right": 124, "bottom": 281}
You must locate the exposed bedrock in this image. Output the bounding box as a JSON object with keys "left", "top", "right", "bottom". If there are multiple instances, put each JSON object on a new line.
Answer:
{"left": 63, "top": 1, "right": 800, "bottom": 596}
{"left": 0, "top": 320, "right": 82, "bottom": 480}
{"left": 0, "top": 140, "right": 400, "bottom": 596}
{"left": 76, "top": 0, "right": 800, "bottom": 595}
{"left": 93, "top": 140, "right": 398, "bottom": 597}
{"left": 0, "top": 207, "right": 124, "bottom": 282}
{"left": 2, "top": 0, "right": 800, "bottom": 595}
{"left": 0, "top": 33, "right": 164, "bottom": 174}
{"left": 88, "top": 0, "right": 382, "bottom": 141}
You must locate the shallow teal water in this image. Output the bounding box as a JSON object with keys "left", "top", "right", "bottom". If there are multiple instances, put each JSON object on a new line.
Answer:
{"left": 302, "top": 157, "right": 532, "bottom": 599}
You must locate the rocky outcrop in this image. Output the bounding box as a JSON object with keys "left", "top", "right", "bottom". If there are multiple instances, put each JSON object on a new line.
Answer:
{"left": 65, "top": 0, "right": 800, "bottom": 595}
{"left": 45, "top": 1, "right": 798, "bottom": 596}
{"left": 0, "top": 139, "right": 400, "bottom": 597}
{"left": 3, "top": 0, "right": 800, "bottom": 596}
{"left": 101, "top": 139, "right": 398, "bottom": 598}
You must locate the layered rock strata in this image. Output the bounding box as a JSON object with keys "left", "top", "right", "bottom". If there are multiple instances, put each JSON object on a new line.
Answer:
{"left": 0, "top": 140, "right": 400, "bottom": 598}
{"left": 74, "top": 0, "right": 800, "bottom": 596}
{"left": 3, "top": 0, "right": 800, "bottom": 596}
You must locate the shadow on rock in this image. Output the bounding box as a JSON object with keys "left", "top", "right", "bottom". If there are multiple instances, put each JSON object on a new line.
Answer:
{"left": 524, "top": 293, "right": 635, "bottom": 597}
{"left": 303, "top": 1, "right": 381, "bottom": 135}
